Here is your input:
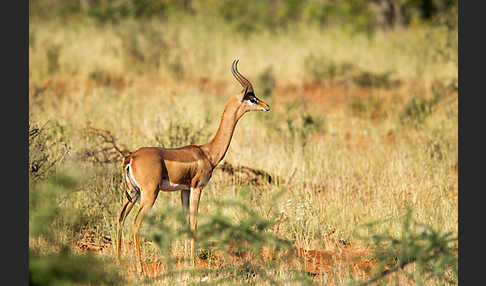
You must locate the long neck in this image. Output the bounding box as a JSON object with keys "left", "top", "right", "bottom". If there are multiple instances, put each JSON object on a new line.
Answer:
{"left": 202, "top": 98, "right": 241, "bottom": 167}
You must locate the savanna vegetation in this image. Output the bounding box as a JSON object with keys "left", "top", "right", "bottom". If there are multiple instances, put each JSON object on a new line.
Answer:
{"left": 29, "top": 0, "right": 458, "bottom": 285}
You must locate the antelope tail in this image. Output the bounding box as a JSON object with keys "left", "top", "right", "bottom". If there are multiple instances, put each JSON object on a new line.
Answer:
{"left": 122, "top": 155, "right": 140, "bottom": 203}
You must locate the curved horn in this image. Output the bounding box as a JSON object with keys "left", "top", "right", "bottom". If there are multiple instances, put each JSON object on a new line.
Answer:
{"left": 231, "top": 59, "right": 245, "bottom": 87}
{"left": 231, "top": 59, "right": 254, "bottom": 93}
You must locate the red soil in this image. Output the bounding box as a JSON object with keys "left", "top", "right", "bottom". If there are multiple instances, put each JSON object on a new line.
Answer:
{"left": 75, "top": 235, "right": 378, "bottom": 281}
{"left": 295, "top": 245, "right": 376, "bottom": 276}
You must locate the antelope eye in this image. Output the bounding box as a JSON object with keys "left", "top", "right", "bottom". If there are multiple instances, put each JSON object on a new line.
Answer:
{"left": 249, "top": 96, "right": 258, "bottom": 104}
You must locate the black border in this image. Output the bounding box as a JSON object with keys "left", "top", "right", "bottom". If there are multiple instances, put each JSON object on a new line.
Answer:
{"left": 458, "top": 0, "right": 479, "bottom": 285}
{"left": 4, "top": 0, "right": 28, "bottom": 284}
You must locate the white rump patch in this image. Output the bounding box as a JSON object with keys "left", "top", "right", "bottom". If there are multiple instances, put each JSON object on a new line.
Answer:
{"left": 125, "top": 159, "right": 141, "bottom": 203}
{"left": 126, "top": 160, "right": 140, "bottom": 189}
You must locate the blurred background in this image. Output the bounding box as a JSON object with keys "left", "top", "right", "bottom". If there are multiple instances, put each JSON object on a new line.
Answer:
{"left": 29, "top": 0, "right": 458, "bottom": 83}
{"left": 29, "top": 1, "right": 458, "bottom": 285}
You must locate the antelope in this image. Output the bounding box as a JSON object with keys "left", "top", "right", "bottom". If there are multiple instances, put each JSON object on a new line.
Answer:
{"left": 116, "top": 59, "right": 270, "bottom": 274}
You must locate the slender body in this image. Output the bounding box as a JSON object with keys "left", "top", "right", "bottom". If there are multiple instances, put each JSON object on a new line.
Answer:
{"left": 116, "top": 60, "right": 270, "bottom": 274}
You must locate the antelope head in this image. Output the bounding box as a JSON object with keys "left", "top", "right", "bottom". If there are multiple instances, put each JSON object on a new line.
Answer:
{"left": 231, "top": 59, "right": 270, "bottom": 118}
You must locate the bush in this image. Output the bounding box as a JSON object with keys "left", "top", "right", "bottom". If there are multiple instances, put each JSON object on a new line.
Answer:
{"left": 29, "top": 171, "right": 124, "bottom": 285}
{"left": 304, "top": 53, "right": 355, "bottom": 85}
{"left": 143, "top": 196, "right": 307, "bottom": 283}
{"left": 46, "top": 43, "right": 61, "bottom": 75}
{"left": 30, "top": 249, "right": 122, "bottom": 286}
{"left": 304, "top": 52, "right": 402, "bottom": 89}
{"left": 349, "top": 95, "right": 388, "bottom": 120}
{"left": 399, "top": 81, "right": 448, "bottom": 128}
{"left": 281, "top": 101, "right": 326, "bottom": 148}
{"left": 29, "top": 121, "right": 69, "bottom": 182}
{"left": 258, "top": 66, "right": 276, "bottom": 99}
{"left": 356, "top": 208, "right": 457, "bottom": 285}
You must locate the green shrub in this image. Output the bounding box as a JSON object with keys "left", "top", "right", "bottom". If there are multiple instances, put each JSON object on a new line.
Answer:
{"left": 399, "top": 82, "right": 448, "bottom": 128}
{"left": 29, "top": 171, "right": 124, "bottom": 285}
{"left": 258, "top": 66, "right": 276, "bottom": 99}
{"left": 352, "top": 70, "right": 401, "bottom": 89}
{"left": 89, "top": 69, "right": 126, "bottom": 88}
{"left": 349, "top": 95, "right": 388, "bottom": 120}
{"left": 356, "top": 208, "right": 457, "bottom": 285}
{"left": 30, "top": 249, "right": 122, "bottom": 286}
{"left": 283, "top": 102, "right": 325, "bottom": 148}
{"left": 304, "top": 53, "right": 355, "bottom": 84}
{"left": 46, "top": 43, "right": 61, "bottom": 75}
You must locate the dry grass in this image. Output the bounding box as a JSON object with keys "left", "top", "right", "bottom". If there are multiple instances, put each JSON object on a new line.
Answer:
{"left": 29, "top": 16, "right": 457, "bottom": 285}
